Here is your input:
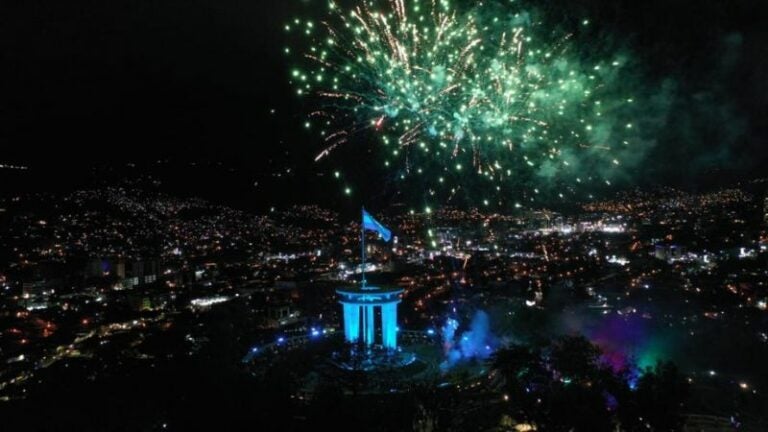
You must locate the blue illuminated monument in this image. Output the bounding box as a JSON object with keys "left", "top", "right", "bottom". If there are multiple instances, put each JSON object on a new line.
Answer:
{"left": 337, "top": 209, "right": 403, "bottom": 350}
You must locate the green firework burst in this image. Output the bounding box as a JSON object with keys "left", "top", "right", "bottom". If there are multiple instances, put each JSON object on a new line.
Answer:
{"left": 286, "top": 0, "right": 638, "bottom": 207}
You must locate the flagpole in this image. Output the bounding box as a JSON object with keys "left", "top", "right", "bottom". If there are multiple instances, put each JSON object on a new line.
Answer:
{"left": 361, "top": 206, "right": 366, "bottom": 288}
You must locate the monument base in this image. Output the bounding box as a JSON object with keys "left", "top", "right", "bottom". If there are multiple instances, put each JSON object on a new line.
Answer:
{"left": 331, "top": 345, "right": 417, "bottom": 371}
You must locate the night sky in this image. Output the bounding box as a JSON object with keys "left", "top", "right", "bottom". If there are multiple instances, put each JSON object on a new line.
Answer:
{"left": 2, "top": 0, "right": 767, "bottom": 202}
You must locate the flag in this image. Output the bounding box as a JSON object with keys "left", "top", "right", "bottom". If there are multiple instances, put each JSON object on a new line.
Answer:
{"left": 362, "top": 208, "right": 392, "bottom": 242}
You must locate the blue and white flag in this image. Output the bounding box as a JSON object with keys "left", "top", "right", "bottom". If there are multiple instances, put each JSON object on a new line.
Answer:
{"left": 362, "top": 209, "right": 392, "bottom": 242}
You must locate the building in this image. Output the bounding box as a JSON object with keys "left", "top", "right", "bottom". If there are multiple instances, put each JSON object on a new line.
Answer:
{"left": 337, "top": 285, "right": 403, "bottom": 350}
{"left": 22, "top": 280, "right": 53, "bottom": 310}
{"left": 763, "top": 196, "right": 768, "bottom": 225}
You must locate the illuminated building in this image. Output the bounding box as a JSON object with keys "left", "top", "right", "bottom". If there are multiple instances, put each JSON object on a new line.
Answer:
{"left": 337, "top": 285, "right": 403, "bottom": 349}
{"left": 337, "top": 208, "right": 401, "bottom": 350}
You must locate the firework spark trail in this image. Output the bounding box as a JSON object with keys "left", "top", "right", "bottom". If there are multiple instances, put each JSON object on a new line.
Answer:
{"left": 286, "top": 0, "right": 638, "bottom": 206}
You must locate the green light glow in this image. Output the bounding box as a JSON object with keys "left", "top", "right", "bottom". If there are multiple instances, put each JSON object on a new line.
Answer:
{"left": 287, "top": 0, "right": 638, "bottom": 204}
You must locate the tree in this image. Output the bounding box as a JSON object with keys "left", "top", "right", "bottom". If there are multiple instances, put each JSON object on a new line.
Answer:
{"left": 632, "top": 361, "right": 688, "bottom": 431}
{"left": 492, "top": 344, "right": 550, "bottom": 424}
{"left": 548, "top": 383, "right": 614, "bottom": 432}
{"left": 492, "top": 337, "right": 689, "bottom": 432}
{"left": 549, "top": 335, "right": 602, "bottom": 382}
